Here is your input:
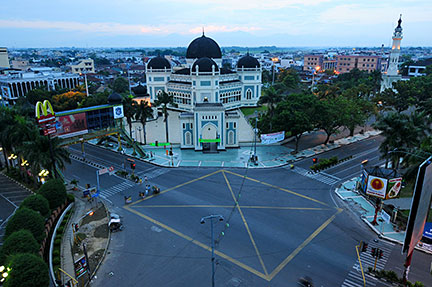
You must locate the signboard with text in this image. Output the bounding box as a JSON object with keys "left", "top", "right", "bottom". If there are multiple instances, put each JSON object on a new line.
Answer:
{"left": 386, "top": 177, "right": 403, "bottom": 199}
{"left": 260, "top": 131, "right": 285, "bottom": 145}
{"left": 55, "top": 112, "right": 88, "bottom": 139}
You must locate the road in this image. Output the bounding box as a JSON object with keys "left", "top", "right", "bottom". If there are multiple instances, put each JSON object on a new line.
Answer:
{"left": 63, "top": 137, "right": 432, "bottom": 287}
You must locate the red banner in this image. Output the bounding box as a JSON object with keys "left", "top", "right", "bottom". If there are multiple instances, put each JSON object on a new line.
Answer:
{"left": 55, "top": 113, "right": 88, "bottom": 138}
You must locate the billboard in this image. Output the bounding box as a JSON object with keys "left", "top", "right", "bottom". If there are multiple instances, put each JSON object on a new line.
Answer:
{"left": 423, "top": 222, "right": 432, "bottom": 240}
{"left": 55, "top": 112, "right": 88, "bottom": 139}
{"left": 366, "top": 175, "right": 388, "bottom": 199}
{"left": 359, "top": 169, "right": 368, "bottom": 193}
{"left": 260, "top": 131, "right": 285, "bottom": 144}
{"left": 403, "top": 157, "right": 432, "bottom": 255}
{"left": 386, "top": 177, "right": 403, "bottom": 199}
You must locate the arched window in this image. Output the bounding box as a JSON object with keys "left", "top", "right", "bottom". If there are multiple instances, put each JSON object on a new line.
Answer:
{"left": 246, "top": 89, "right": 252, "bottom": 100}
{"left": 185, "top": 131, "right": 192, "bottom": 146}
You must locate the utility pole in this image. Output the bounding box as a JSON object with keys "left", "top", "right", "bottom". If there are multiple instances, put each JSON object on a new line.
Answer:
{"left": 201, "top": 215, "right": 224, "bottom": 287}
{"left": 253, "top": 113, "right": 258, "bottom": 164}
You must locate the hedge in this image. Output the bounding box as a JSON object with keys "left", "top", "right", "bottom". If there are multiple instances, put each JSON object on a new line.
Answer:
{"left": 3, "top": 253, "right": 49, "bottom": 287}
{"left": 4, "top": 208, "right": 45, "bottom": 243}
{"left": 37, "top": 179, "right": 67, "bottom": 210}
{"left": 20, "top": 194, "right": 50, "bottom": 218}
{"left": 0, "top": 230, "right": 39, "bottom": 265}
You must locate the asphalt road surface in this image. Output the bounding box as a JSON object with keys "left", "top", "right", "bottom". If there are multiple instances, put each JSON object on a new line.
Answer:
{"left": 63, "top": 137, "right": 432, "bottom": 287}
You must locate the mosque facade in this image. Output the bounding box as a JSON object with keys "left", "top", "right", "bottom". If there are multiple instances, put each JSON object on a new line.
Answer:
{"left": 146, "top": 33, "right": 262, "bottom": 151}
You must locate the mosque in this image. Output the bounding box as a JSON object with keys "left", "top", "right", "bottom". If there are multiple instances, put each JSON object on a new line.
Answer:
{"left": 145, "top": 33, "right": 262, "bottom": 151}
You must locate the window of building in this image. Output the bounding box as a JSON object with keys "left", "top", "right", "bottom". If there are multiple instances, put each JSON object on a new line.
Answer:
{"left": 226, "top": 122, "right": 229, "bottom": 128}
{"left": 185, "top": 131, "right": 192, "bottom": 145}
{"left": 246, "top": 89, "right": 252, "bottom": 100}
{"left": 234, "top": 122, "right": 236, "bottom": 128}
{"left": 228, "top": 130, "right": 234, "bottom": 145}
{"left": 183, "top": 123, "right": 185, "bottom": 129}
{"left": 190, "top": 123, "right": 193, "bottom": 129}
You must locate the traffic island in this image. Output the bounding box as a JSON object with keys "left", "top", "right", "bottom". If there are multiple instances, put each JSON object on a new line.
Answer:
{"left": 71, "top": 203, "right": 110, "bottom": 286}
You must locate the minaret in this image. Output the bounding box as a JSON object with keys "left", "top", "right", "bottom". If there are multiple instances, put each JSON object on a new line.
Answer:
{"left": 387, "top": 15, "right": 403, "bottom": 76}
{"left": 380, "top": 15, "right": 403, "bottom": 92}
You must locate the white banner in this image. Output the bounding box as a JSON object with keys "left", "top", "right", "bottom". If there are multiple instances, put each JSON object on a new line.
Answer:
{"left": 381, "top": 210, "right": 391, "bottom": 224}
{"left": 366, "top": 175, "right": 388, "bottom": 199}
{"left": 113, "top": 105, "right": 124, "bottom": 119}
{"left": 260, "top": 131, "right": 285, "bottom": 145}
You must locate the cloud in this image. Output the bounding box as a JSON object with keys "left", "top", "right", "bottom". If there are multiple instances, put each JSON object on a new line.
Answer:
{"left": 173, "top": 0, "right": 332, "bottom": 10}
{"left": 0, "top": 19, "right": 262, "bottom": 35}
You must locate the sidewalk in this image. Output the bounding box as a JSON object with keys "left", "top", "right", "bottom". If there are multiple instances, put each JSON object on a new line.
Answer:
{"left": 335, "top": 178, "right": 432, "bottom": 254}
{"left": 88, "top": 129, "right": 382, "bottom": 168}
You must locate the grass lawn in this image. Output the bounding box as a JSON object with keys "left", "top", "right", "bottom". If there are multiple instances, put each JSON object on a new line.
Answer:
{"left": 240, "top": 105, "right": 268, "bottom": 117}
{"left": 400, "top": 180, "right": 414, "bottom": 198}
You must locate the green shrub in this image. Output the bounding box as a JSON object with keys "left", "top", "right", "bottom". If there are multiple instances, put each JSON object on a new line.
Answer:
{"left": 20, "top": 194, "right": 50, "bottom": 218}
{"left": 52, "top": 256, "right": 60, "bottom": 266}
{"left": 0, "top": 230, "right": 39, "bottom": 264}
{"left": 67, "top": 193, "right": 75, "bottom": 203}
{"left": 3, "top": 253, "right": 49, "bottom": 287}
{"left": 37, "top": 179, "right": 67, "bottom": 210}
{"left": 54, "top": 238, "right": 62, "bottom": 246}
{"left": 385, "top": 270, "right": 399, "bottom": 282}
{"left": 52, "top": 249, "right": 60, "bottom": 258}
{"left": 4, "top": 208, "right": 45, "bottom": 243}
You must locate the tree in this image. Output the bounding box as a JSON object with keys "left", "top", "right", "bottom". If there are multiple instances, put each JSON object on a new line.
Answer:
{"left": 155, "top": 91, "right": 174, "bottom": 142}
{"left": 122, "top": 95, "right": 136, "bottom": 140}
{"left": 373, "top": 112, "right": 430, "bottom": 168}
{"left": 37, "top": 178, "right": 67, "bottom": 210}
{"left": 20, "top": 194, "right": 50, "bottom": 218}
{"left": 4, "top": 208, "right": 45, "bottom": 243}
{"left": 51, "top": 91, "right": 86, "bottom": 111}
{"left": 0, "top": 230, "right": 39, "bottom": 264}
{"left": 25, "top": 88, "right": 52, "bottom": 105}
{"left": 3, "top": 253, "right": 49, "bottom": 287}
{"left": 272, "top": 93, "right": 317, "bottom": 153}
{"left": 314, "top": 97, "right": 348, "bottom": 144}
{"left": 134, "top": 100, "right": 153, "bottom": 145}
{"left": 20, "top": 132, "right": 70, "bottom": 179}
{"left": 342, "top": 97, "right": 374, "bottom": 136}
{"left": 112, "top": 77, "right": 129, "bottom": 94}
{"left": 258, "top": 86, "right": 283, "bottom": 132}
{"left": 0, "top": 107, "right": 17, "bottom": 171}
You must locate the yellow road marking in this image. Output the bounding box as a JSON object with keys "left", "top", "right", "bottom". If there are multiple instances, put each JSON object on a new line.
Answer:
{"left": 222, "top": 171, "right": 269, "bottom": 277}
{"left": 224, "top": 170, "right": 329, "bottom": 207}
{"left": 133, "top": 204, "right": 330, "bottom": 211}
{"left": 128, "top": 170, "right": 222, "bottom": 207}
{"left": 267, "top": 208, "right": 343, "bottom": 281}
{"left": 124, "top": 205, "right": 269, "bottom": 281}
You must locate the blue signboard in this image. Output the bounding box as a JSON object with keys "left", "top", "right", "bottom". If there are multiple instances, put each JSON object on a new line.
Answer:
{"left": 423, "top": 222, "right": 432, "bottom": 239}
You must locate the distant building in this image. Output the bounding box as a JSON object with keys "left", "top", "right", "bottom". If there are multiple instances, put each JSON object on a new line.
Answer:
{"left": 303, "top": 54, "right": 323, "bottom": 71}
{"left": 323, "top": 59, "right": 337, "bottom": 71}
{"left": 0, "top": 69, "right": 79, "bottom": 105}
{"left": 0, "top": 48, "right": 10, "bottom": 69}
{"left": 335, "top": 55, "right": 381, "bottom": 74}
{"left": 408, "top": 58, "right": 432, "bottom": 77}
{"left": 11, "top": 59, "right": 30, "bottom": 71}
{"left": 381, "top": 16, "right": 403, "bottom": 91}
{"left": 70, "top": 59, "right": 95, "bottom": 74}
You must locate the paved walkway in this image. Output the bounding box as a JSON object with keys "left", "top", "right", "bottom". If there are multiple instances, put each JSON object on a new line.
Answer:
{"left": 89, "top": 130, "right": 382, "bottom": 168}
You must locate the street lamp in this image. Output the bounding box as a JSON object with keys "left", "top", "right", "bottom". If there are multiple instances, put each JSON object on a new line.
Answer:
{"left": 200, "top": 214, "right": 224, "bottom": 287}
{"left": 0, "top": 265, "right": 10, "bottom": 283}
{"left": 271, "top": 57, "right": 278, "bottom": 85}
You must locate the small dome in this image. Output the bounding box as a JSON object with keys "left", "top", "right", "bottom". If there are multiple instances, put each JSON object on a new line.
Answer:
{"left": 147, "top": 56, "right": 171, "bottom": 69}
{"left": 191, "top": 57, "right": 219, "bottom": 73}
{"left": 132, "top": 84, "right": 147, "bottom": 96}
{"left": 108, "top": 92, "right": 122, "bottom": 104}
{"left": 186, "top": 34, "right": 222, "bottom": 59}
{"left": 237, "top": 53, "right": 260, "bottom": 68}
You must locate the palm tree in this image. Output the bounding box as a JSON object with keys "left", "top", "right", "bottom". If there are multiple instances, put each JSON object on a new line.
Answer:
{"left": 154, "top": 91, "right": 174, "bottom": 143}
{"left": 134, "top": 101, "right": 153, "bottom": 145}
{"left": 259, "top": 86, "right": 283, "bottom": 132}
{"left": 122, "top": 95, "right": 136, "bottom": 139}
{"left": 0, "top": 107, "right": 17, "bottom": 171}
{"left": 20, "top": 131, "right": 70, "bottom": 179}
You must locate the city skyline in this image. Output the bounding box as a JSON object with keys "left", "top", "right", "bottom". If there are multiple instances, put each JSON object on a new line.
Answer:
{"left": 1, "top": 0, "right": 432, "bottom": 48}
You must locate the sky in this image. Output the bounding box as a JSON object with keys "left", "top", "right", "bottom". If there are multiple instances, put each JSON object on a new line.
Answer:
{"left": 1, "top": 0, "right": 431, "bottom": 48}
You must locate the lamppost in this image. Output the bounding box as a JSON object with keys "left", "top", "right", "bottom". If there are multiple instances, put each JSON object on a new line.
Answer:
{"left": 271, "top": 57, "right": 278, "bottom": 85}
{"left": 311, "top": 66, "right": 320, "bottom": 90}
{"left": 200, "top": 214, "right": 224, "bottom": 287}
{"left": 252, "top": 111, "right": 258, "bottom": 165}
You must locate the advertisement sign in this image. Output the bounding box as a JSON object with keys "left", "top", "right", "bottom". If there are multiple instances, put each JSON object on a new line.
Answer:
{"left": 55, "top": 112, "right": 88, "bottom": 139}
{"left": 403, "top": 156, "right": 432, "bottom": 255}
{"left": 423, "top": 222, "right": 432, "bottom": 240}
{"left": 74, "top": 256, "right": 88, "bottom": 279}
{"left": 381, "top": 210, "right": 391, "bottom": 224}
{"left": 386, "top": 177, "right": 403, "bottom": 199}
{"left": 366, "top": 175, "right": 388, "bottom": 199}
{"left": 359, "top": 169, "right": 368, "bottom": 193}
{"left": 260, "top": 131, "right": 285, "bottom": 145}
{"left": 113, "top": 105, "right": 124, "bottom": 119}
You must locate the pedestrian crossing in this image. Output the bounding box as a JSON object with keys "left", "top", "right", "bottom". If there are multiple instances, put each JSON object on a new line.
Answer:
{"left": 287, "top": 166, "right": 340, "bottom": 185}
{"left": 136, "top": 167, "right": 170, "bottom": 180}
{"left": 341, "top": 240, "right": 394, "bottom": 287}
{"left": 100, "top": 181, "right": 135, "bottom": 198}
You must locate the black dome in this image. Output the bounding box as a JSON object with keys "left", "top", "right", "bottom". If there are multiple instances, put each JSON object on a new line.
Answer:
{"left": 132, "top": 84, "right": 147, "bottom": 96}
{"left": 192, "top": 57, "right": 219, "bottom": 72}
{"left": 108, "top": 92, "right": 122, "bottom": 104}
{"left": 237, "top": 53, "right": 260, "bottom": 68}
{"left": 147, "top": 56, "right": 171, "bottom": 69}
{"left": 186, "top": 35, "right": 222, "bottom": 59}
